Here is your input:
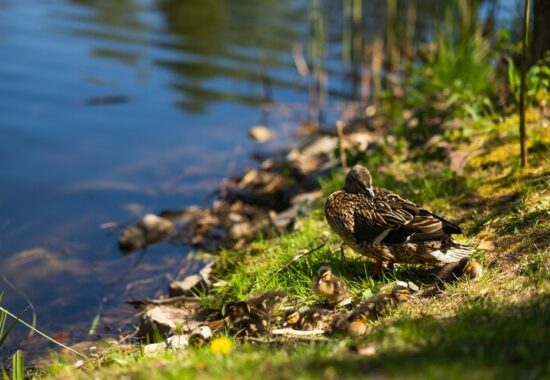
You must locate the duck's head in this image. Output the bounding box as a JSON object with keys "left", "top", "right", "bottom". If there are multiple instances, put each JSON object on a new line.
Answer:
{"left": 283, "top": 310, "right": 300, "bottom": 327}
{"left": 391, "top": 285, "right": 412, "bottom": 302}
{"left": 317, "top": 266, "right": 333, "bottom": 284}
{"left": 344, "top": 165, "right": 374, "bottom": 197}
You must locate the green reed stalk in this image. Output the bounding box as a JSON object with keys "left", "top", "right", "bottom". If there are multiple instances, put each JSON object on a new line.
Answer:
{"left": 519, "top": 0, "right": 531, "bottom": 167}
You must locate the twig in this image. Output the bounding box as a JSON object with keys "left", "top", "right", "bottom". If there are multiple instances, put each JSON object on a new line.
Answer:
{"left": 336, "top": 120, "right": 348, "bottom": 171}
{"left": 0, "top": 306, "right": 87, "bottom": 359}
{"left": 264, "top": 243, "right": 326, "bottom": 285}
{"left": 271, "top": 328, "right": 326, "bottom": 336}
{"left": 127, "top": 295, "right": 199, "bottom": 306}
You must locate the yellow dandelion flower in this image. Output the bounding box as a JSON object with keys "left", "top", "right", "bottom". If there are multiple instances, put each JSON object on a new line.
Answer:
{"left": 209, "top": 337, "right": 232, "bottom": 354}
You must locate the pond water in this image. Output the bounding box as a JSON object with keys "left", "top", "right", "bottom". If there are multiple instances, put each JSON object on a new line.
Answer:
{"left": 0, "top": 0, "right": 517, "bottom": 363}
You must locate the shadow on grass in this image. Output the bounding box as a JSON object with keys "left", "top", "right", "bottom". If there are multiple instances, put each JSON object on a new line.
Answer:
{"left": 296, "top": 293, "right": 550, "bottom": 379}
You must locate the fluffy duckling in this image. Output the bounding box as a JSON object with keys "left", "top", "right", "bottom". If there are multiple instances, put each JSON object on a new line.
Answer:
{"left": 313, "top": 266, "right": 349, "bottom": 305}
{"left": 248, "top": 290, "right": 288, "bottom": 315}
{"left": 224, "top": 290, "right": 287, "bottom": 337}
{"left": 330, "top": 311, "right": 369, "bottom": 336}
{"left": 224, "top": 301, "right": 270, "bottom": 337}
{"left": 332, "top": 285, "right": 412, "bottom": 336}
{"left": 438, "top": 257, "right": 483, "bottom": 282}
{"left": 283, "top": 307, "right": 331, "bottom": 331}
{"left": 356, "top": 285, "right": 412, "bottom": 319}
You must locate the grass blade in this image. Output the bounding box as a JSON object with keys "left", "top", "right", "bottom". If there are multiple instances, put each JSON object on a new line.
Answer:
{"left": 0, "top": 306, "right": 87, "bottom": 359}
{"left": 12, "top": 350, "right": 23, "bottom": 380}
{"left": 1, "top": 277, "right": 37, "bottom": 338}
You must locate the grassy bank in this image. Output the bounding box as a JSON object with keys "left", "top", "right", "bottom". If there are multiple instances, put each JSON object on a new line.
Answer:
{"left": 22, "top": 18, "right": 549, "bottom": 378}
{"left": 38, "top": 89, "right": 550, "bottom": 379}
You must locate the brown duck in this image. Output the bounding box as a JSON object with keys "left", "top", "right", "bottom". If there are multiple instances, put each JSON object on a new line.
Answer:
{"left": 325, "top": 165, "right": 472, "bottom": 273}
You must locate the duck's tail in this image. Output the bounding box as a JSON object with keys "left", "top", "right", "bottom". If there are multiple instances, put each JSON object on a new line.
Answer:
{"left": 429, "top": 240, "right": 473, "bottom": 263}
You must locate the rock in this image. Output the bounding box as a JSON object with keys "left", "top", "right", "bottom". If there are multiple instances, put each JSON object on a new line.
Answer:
{"left": 228, "top": 222, "right": 255, "bottom": 240}
{"left": 143, "top": 342, "right": 166, "bottom": 355}
{"left": 269, "top": 191, "right": 323, "bottom": 231}
{"left": 143, "top": 326, "right": 213, "bottom": 355}
{"left": 169, "top": 274, "right": 206, "bottom": 297}
{"left": 299, "top": 135, "right": 338, "bottom": 158}
{"left": 137, "top": 303, "right": 202, "bottom": 339}
{"left": 188, "top": 326, "right": 213, "bottom": 347}
{"left": 118, "top": 214, "right": 175, "bottom": 253}
{"left": 344, "top": 132, "right": 372, "bottom": 152}
{"left": 169, "top": 261, "right": 215, "bottom": 297}
{"left": 248, "top": 126, "right": 274, "bottom": 142}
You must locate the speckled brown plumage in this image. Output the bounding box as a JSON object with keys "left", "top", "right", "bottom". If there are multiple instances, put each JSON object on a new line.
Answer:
{"left": 331, "top": 285, "right": 412, "bottom": 336}
{"left": 224, "top": 290, "right": 287, "bottom": 337}
{"left": 284, "top": 307, "right": 332, "bottom": 330}
{"left": 325, "top": 165, "right": 472, "bottom": 268}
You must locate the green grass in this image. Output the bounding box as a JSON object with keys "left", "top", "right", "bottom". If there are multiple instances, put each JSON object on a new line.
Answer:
{"left": 36, "top": 33, "right": 550, "bottom": 380}
{"left": 38, "top": 108, "right": 550, "bottom": 379}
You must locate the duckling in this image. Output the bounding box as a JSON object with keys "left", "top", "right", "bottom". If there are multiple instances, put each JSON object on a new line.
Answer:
{"left": 325, "top": 165, "right": 473, "bottom": 276}
{"left": 356, "top": 285, "right": 412, "bottom": 320}
{"left": 223, "top": 290, "right": 287, "bottom": 337}
{"left": 330, "top": 311, "right": 369, "bottom": 336}
{"left": 438, "top": 257, "right": 483, "bottom": 282}
{"left": 224, "top": 301, "right": 270, "bottom": 337}
{"left": 332, "top": 285, "right": 412, "bottom": 336}
{"left": 313, "top": 266, "right": 349, "bottom": 305}
{"left": 346, "top": 312, "right": 370, "bottom": 336}
{"left": 248, "top": 290, "right": 288, "bottom": 316}
{"left": 283, "top": 307, "right": 331, "bottom": 331}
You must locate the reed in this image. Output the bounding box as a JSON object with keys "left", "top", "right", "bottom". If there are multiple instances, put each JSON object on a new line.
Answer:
{"left": 519, "top": 0, "right": 532, "bottom": 167}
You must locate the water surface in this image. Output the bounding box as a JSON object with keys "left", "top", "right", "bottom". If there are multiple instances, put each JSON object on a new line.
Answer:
{"left": 0, "top": 0, "right": 517, "bottom": 362}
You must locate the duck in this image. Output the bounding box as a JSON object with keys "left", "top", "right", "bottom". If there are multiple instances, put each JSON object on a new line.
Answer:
{"left": 438, "top": 257, "right": 483, "bottom": 282}
{"left": 313, "top": 266, "right": 349, "bottom": 305}
{"left": 283, "top": 307, "right": 332, "bottom": 331}
{"left": 223, "top": 290, "right": 287, "bottom": 337}
{"left": 325, "top": 164, "right": 472, "bottom": 276}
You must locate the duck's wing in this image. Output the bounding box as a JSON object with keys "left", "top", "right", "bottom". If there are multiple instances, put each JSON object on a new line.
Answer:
{"left": 355, "top": 189, "right": 462, "bottom": 245}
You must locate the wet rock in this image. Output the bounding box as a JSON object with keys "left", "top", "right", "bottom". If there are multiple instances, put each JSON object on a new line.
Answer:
{"left": 137, "top": 302, "right": 202, "bottom": 339}
{"left": 119, "top": 214, "right": 175, "bottom": 253}
{"left": 220, "top": 169, "right": 298, "bottom": 211}
{"left": 248, "top": 125, "right": 274, "bottom": 142}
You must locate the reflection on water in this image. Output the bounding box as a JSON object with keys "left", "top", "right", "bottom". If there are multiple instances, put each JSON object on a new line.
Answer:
{"left": 0, "top": 0, "right": 516, "bottom": 363}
